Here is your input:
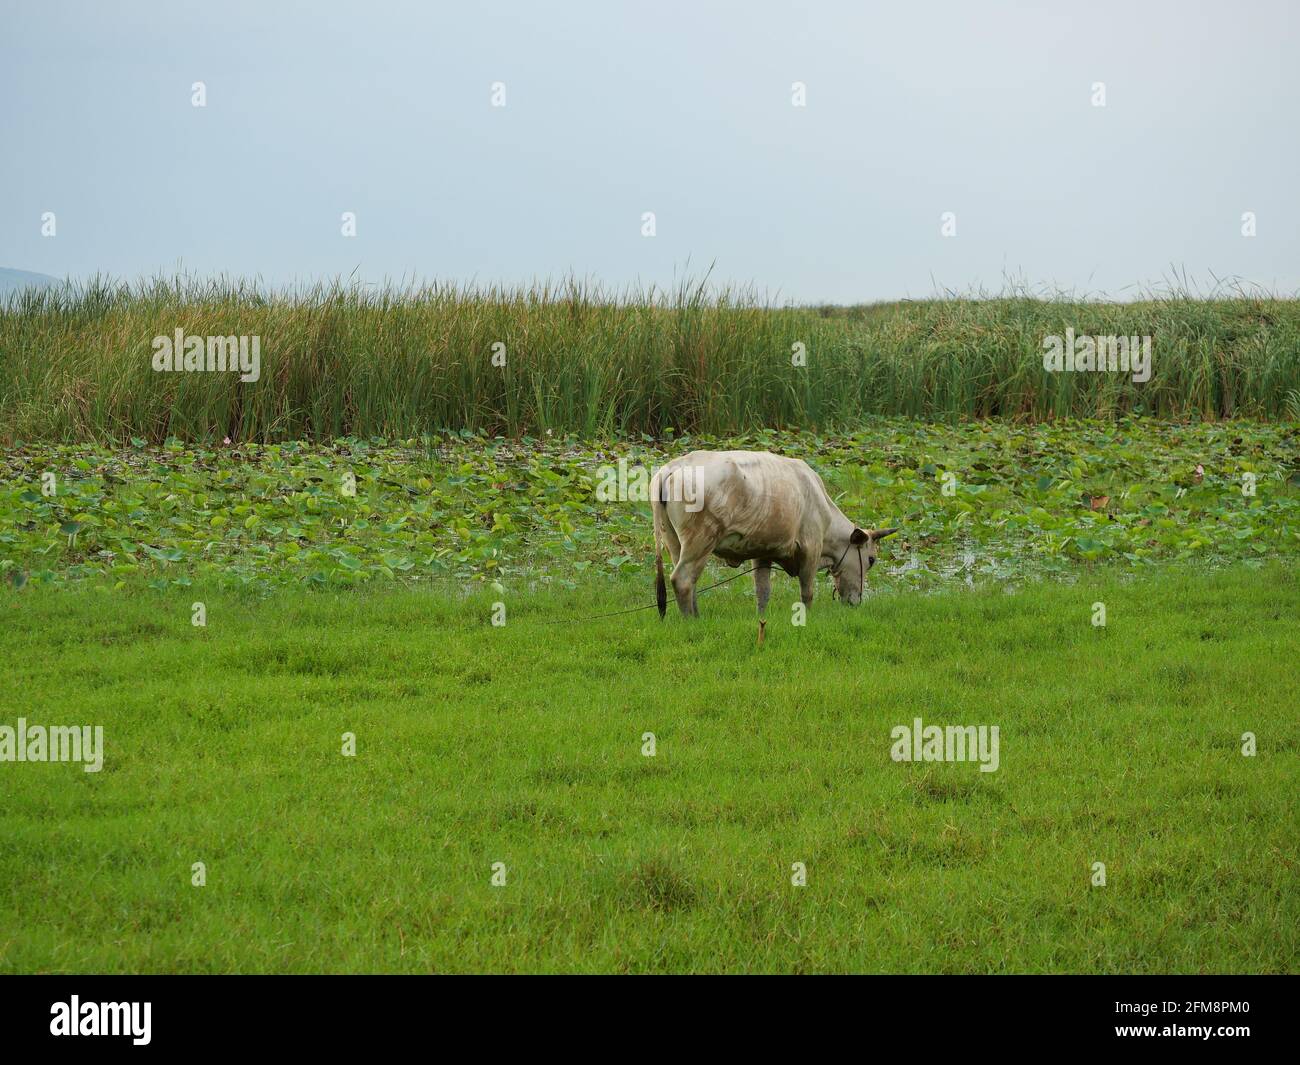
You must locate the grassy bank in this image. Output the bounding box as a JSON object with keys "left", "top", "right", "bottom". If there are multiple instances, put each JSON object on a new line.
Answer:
{"left": 1, "top": 566, "right": 1295, "bottom": 973}
{"left": 3, "top": 279, "right": 1300, "bottom": 441}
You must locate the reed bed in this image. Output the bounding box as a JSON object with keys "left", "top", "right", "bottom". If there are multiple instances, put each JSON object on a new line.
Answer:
{"left": 2, "top": 276, "right": 1297, "bottom": 442}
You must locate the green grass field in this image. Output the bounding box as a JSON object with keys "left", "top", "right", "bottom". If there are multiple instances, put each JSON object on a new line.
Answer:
{"left": 2, "top": 565, "right": 1296, "bottom": 973}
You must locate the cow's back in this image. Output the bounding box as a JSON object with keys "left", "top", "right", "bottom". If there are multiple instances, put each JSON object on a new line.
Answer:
{"left": 661, "top": 450, "right": 826, "bottom": 560}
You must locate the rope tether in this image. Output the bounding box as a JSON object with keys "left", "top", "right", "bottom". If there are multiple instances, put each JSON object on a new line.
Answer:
{"left": 539, "top": 565, "right": 756, "bottom": 625}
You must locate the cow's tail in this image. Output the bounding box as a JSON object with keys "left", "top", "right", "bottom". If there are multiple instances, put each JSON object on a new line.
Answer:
{"left": 653, "top": 468, "right": 670, "bottom": 619}
{"left": 655, "top": 550, "right": 667, "bottom": 619}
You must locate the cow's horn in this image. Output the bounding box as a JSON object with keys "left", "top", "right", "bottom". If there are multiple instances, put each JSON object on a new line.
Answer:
{"left": 871, "top": 527, "right": 899, "bottom": 540}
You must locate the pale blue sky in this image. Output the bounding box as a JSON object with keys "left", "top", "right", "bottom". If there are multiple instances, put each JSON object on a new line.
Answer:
{"left": 3, "top": 0, "right": 1297, "bottom": 302}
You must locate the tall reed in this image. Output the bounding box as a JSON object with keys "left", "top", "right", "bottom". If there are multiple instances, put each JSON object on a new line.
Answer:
{"left": 2, "top": 276, "right": 1297, "bottom": 442}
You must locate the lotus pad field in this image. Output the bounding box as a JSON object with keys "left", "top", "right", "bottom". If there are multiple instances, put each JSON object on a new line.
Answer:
{"left": 3, "top": 419, "right": 1297, "bottom": 594}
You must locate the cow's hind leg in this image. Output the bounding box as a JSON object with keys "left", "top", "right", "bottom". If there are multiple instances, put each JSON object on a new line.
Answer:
{"left": 670, "top": 539, "right": 712, "bottom": 618}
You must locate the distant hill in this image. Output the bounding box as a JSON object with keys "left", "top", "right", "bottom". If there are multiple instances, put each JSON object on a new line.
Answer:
{"left": 0, "top": 267, "right": 61, "bottom": 298}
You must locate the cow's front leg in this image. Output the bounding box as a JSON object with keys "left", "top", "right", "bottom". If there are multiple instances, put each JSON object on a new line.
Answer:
{"left": 798, "top": 558, "right": 817, "bottom": 609}
{"left": 753, "top": 562, "right": 772, "bottom": 618}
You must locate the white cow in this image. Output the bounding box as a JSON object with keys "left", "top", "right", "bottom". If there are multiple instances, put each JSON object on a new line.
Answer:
{"left": 650, "top": 450, "right": 897, "bottom": 618}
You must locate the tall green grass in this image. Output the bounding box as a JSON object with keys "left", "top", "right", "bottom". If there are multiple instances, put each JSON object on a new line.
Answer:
{"left": 3, "top": 276, "right": 1299, "bottom": 442}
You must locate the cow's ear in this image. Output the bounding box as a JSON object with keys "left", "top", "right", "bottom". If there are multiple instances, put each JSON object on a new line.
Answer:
{"left": 870, "top": 527, "right": 900, "bottom": 541}
{"left": 849, "top": 527, "right": 870, "bottom": 546}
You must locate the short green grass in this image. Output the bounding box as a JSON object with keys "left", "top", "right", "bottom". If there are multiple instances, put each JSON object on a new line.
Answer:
{"left": 1, "top": 564, "right": 1295, "bottom": 973}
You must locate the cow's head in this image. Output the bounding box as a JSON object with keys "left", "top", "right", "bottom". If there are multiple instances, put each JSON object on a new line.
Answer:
{"left": 833, "top": 527, "right": 899, "bottom": 605}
